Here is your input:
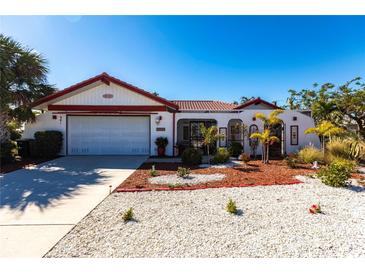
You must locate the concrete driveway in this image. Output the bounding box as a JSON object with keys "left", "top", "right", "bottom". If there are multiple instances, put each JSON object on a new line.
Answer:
{"left": 0, "top": 155, "right": 146, "bottom": 257}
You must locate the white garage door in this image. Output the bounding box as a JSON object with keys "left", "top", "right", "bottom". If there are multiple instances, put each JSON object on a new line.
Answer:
{"left": 68, "top": 116, "right": 150, "bottom": 155}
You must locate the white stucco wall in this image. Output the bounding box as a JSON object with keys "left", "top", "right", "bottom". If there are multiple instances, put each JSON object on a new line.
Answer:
{"left": 150, "top": 112, "right": 174, "bottom": 156}
{"left": 54, "top": 83, "right": 162, "bottom": 106}
{"left": 22, "top": 112, "right": 67, "bottom": 155}
{"left": 175, "top": 109, "right": 320, "bottom": 155}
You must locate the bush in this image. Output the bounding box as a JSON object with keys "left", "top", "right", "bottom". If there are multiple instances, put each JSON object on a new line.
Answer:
{"left": 122, "top": 207, "right": 134, "bottom": 222}
{"left": 226, "top": 198, "right": 238, "bottom": 214}
{"left": 34, "top": 131, "right": 63, "bottom": 157}
{"left": 177, "top": 167, "right": 190, "bottom": 178}
{"left": 228, "top": 142, "right": 243, "bottom": 157}
{"left": 298, "top": 146, "right": 324, "bottom": 164}
{"left": 284, "top": 154, "right": 299, "bottom": 169}
{"left": 155, "top": 137, "right": 168, "bottom": 148}
{"left": 212, "top": 148, "right": 230, "bottom": 164}
{"left": 239, "top": 152, "right": 251, "bottom": 164}
{"left": 181, "top": 148, "right": 203, "bottom": 165}
{"left": 326, "top": 139, "right": 352, "bottom": 160}
{"left": 0, "top": 141, "right": 17, "bottom": 164}
{"left": 150, "top": 169, "right": 158, "bottom": 177}
{"left": 318, "top": 159, "right": 355, "bottom": 187}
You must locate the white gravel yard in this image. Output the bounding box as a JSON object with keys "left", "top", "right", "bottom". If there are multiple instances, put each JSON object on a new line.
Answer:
{"left": 46, "top": 179, "right": 365, "bottom": 258}
{"left": 148, "top": 173, "right": 226, "bottom": 185}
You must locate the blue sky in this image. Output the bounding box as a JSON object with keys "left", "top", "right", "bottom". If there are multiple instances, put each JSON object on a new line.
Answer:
{"left": 1, "top": 16, "right": 365, "bottom": 105}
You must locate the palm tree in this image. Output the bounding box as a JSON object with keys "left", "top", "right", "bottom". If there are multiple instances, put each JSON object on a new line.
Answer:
{"left": 200, "top": 124, "right": 224, "bottom": 163}
{"left": 249, "top": 109, "right": 284, "bottom": 164}
{"left": 305, "top": 120, "right": 344, "bottom": 151}
{"left": 0, "top": 34, "right": 54, "bottom": 143}
{"left": 250, "top": 129, "right": 280, "bottom": 164}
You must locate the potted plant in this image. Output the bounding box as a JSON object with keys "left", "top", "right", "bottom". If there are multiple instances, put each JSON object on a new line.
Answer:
{"left": 155, "top": 137, "right": 168, "bottom": 156}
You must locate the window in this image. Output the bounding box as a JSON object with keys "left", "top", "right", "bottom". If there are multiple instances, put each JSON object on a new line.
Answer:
{"left": 290, "top": 125, "right": 298, "bottom": 145}
{"left": 293, "top": 116, "right": 297, "bottom": 121}
{"left": 249, "top": 124, "right": 259, "bottom": 146}
{"left": 219, "top": 127, "right": 227, "bottom": 147}
{"left": 182, "top": 125, "right": 189, "bottom": 141}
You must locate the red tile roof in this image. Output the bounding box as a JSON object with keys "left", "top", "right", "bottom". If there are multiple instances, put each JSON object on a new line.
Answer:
{"left": 234, "top": 97, "right": 281, "bottom": 110}
{"left": 171, "top": 100, "right": 237, "bottom": 111}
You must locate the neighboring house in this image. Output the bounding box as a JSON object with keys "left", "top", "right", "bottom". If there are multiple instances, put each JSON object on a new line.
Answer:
{"left": 23, "top": 73, "right": 320, "bottom": 156}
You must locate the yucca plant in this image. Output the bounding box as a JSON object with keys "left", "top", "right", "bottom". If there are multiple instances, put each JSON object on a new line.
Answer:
{"left": 200, "top": 124, "right": 224, "bottom": 162}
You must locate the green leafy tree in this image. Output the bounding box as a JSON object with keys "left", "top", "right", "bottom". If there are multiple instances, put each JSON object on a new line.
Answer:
{"left": 304, "top": 120, "right": 344, "bottom": 152}
{"left": 287, "top": 78, "right": 365, "bottom": 138}
{"left": 249, "top": 110, "right": 284, "bottom": 163}
{"left": 0, "top": 34, "right": 54, "bottom": 143}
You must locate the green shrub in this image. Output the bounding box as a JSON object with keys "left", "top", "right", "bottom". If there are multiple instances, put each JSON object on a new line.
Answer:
{"left": 284, "top": 154, "right": 298, "bottom": 169}
{"left": 0, "top": 141, "right": 17, "bottom": 164}
{"left": 34, "top": 131, "right": 63, "bottom": 157}
{"left": 298, "top": 146, "right": 324, "bottom": 164}
{"left": 239, "top": 152, "right": 251, "bottom": 163}
{"left": 212, "top": 148, "right": 230, "bottom": 164}
{"left": 226, "top": 198, "right": 238, "bottom": 214}
{"left": 181, "top": 148, "right": 203, "bottom": 165}
{"left": 318, "top": 159, "right": 355, "bottom": 187}
{"left": 228, "top": 142, "right": 243, "bottom": 157}
{"left": 149, "top": 169, "right": 158, "bottom": 177}
{"left": 122, "top": 207, "right": 134, "bottom": 222}
{"left": 177, "top": 167, "right": 190, "bottom": 178}
{"left": 155, "top": 137, "right": 168, "bottom": 148}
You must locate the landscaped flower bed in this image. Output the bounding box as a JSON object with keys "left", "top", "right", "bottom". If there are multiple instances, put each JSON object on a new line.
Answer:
{"left": 116, "top": 160, "right": 316, "bottom": 192}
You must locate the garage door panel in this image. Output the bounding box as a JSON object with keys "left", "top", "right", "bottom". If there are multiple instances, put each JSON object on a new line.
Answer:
{"left": 68, "top": 116, "right": 149, "bottom": 155}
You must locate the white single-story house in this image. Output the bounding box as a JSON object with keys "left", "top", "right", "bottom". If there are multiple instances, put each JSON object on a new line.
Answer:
{"left": 23, "top": 72, "right": 320, "bottom": 156}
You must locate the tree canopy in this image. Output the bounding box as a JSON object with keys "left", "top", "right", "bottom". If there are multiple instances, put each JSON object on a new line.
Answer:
{"left": 0, "top": 34, "right": 54, "bottom": 142}
{"left": 287, "top": 78, "right": 365, "bottom": 138}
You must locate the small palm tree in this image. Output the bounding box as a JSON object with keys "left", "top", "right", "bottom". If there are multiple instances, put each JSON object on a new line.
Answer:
{"left": 200, "top": 124, "right": 224, "bottom": 163}
{"left": 249, "top": 109, "right": 284, "bottom": 164}
{"left": 305, "top": 120, "right": 344, "bottom": 152}
{"left": 250, "top": 129, "right": 280, "bottom": 164}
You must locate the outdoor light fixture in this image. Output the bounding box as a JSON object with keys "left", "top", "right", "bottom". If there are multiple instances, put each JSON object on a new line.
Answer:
{"left": 155, "top": 115, "right": 162, "bottom": 124}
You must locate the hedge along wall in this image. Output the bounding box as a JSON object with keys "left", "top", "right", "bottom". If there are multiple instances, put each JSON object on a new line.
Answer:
{"left": 34, "top": 130, "right": 63, "bottom": 157}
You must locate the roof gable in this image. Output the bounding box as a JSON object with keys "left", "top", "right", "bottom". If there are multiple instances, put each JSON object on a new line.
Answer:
{"left": 32, "top": 73, "right": 178, "bottom": 110}
{"left": 234, "top": 98, "right": 281, "bottom": 110}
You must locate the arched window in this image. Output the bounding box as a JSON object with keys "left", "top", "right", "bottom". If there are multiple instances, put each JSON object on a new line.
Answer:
{"left": 228, "top": 119, "right": 243, "bottom": 145}
{"left": 248, "top": 124, "right": 259, "bottom": 144}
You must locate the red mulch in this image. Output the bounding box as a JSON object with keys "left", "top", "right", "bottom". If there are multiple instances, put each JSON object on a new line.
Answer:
{"left": 0, "top": 156, "right": 58, "bottom": 173}
{"left": 116, "top": 160, "right": 316, "bottom": 192}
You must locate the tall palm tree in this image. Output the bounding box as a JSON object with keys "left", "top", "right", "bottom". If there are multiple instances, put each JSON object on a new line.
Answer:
{"left": 0, "top": 34, "right": 54, "bottom": 143}
{"left": 305, "top": 120, "right": 344, "bottom": 151}
{"left": 249, "top": 109, "right": 284, "bottom": 164}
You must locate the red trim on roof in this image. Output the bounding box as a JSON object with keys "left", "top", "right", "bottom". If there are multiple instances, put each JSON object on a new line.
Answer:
{"left": 32, "top": 73, "right": 179, "bottom": 109}
{"left": 234, "top": 98, "right": 281, "bottom": 110}
{"left": 48, "top": 105, "right": 168, "bottom": 112}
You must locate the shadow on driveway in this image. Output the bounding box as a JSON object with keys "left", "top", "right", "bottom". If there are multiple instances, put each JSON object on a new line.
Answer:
{"left": 0, "top": 156, "right": 143, "bottom": 212}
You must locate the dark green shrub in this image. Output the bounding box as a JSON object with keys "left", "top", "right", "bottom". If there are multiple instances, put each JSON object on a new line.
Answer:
{"left": 155, "top": 137, "right": 168, "bottom": 148}
{"left": 284, "top": 154, "right": 299, "bottom": 169}
{"left": 122, "top": 207, "right": 134, "bottom": 222}
{"left": 0, "top": 141, "right": 17, "bottom": 164}
{"left": 34, "top": 131, "right": 63, "bottom": 157}
{"left": 181, "top": 148, "right": 203, "bottom": 165}
{"left": 318, "top": 159, "right": 355, "bottom": 187}
{"left": 228, "top": 142, "right": 243, "bottom": 157}
{"left": 177, "top": 167, "right": 190, "bottom": 178}
{"left": 226, "top": 198, "right": 238, "bottom": 214}
{"left": 212, "top": 148, "right": 230, "bottom": 164}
